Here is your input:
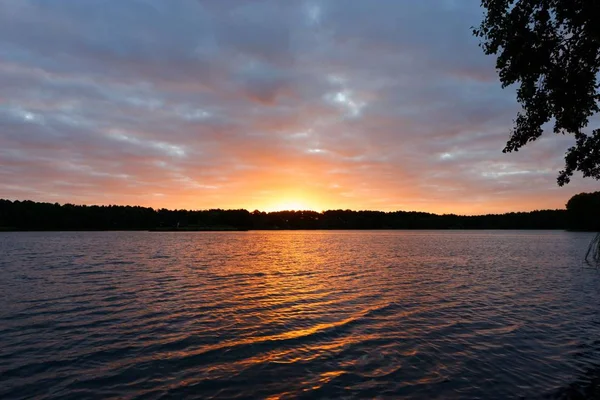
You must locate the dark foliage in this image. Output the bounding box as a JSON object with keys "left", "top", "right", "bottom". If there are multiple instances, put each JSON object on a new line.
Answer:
{"left": 566, "top": 191, "right": 600, "bottom": 231}
{"left": 0, "top": 199, "right": 569, "bottom": 231}
{"left": 474, "top": 0, "right": 600, "bottom": 185}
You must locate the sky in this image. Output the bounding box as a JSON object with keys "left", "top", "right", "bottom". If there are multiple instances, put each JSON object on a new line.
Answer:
{"left": 1, "top": 0, "right": 598, "bottom": 214}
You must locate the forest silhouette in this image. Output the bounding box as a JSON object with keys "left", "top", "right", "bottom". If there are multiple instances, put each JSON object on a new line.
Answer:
{"left": 1, "top": 192, "right": 598, "bottom": 232}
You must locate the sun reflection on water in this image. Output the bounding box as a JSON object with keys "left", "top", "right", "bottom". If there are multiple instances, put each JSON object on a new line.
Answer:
{"left": 2, "top": 231, "right": 599, "bottom": 399}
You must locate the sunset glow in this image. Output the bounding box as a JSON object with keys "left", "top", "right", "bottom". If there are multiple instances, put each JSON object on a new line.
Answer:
{"left": 0, "top": 1, "right": 597, "bottom": 214}
{"left": 264, "top": 201, "right": 313, "bottom": 212}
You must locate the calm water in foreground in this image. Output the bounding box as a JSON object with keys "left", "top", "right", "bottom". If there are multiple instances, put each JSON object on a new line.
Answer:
{"left": 1, "top": 230, "right": 600, "bottom": 399}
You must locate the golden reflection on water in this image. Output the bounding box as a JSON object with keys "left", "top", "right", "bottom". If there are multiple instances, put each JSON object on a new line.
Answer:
{"left": 309, "top": 370, "right": 347, "bottom": 391}
{"left": 2, "top": 230, "right": 596, "bottom": 399}
{"left": 171, "top": 231, "right": 554, "bottom": 396}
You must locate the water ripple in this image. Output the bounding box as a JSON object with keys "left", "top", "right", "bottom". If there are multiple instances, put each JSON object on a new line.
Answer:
{"left": 1, "top": 230, "right": 600, "bottom": 399}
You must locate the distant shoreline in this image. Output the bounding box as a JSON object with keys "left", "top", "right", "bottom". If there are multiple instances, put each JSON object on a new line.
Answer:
{"left": 1, "top": 197, "right": 597, "bottom": 232}
{"left": 0, "top": 228, "right": 575, "bottom": 232}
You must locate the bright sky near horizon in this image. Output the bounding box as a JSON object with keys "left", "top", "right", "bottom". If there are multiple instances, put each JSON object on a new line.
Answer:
{"left": 1, "top": 0, "right": 598, "bottom": 214}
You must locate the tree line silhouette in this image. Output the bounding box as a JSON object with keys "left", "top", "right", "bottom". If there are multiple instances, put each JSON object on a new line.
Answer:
{"left": 0, "top": 192, "right": 598, "bottom": 231}
{"left": 566, "top": 191, "right": 600, "bottom": 232}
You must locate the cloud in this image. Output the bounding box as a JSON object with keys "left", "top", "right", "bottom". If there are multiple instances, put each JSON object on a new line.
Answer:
{"left": 0, "top": 0, "right": 597, "bottom": 213}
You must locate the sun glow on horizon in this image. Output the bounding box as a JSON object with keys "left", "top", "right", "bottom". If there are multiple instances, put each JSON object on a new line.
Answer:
{"left": 263, "top": 200, "right": 315, "bottom": 212}
{"left": 258, "top": 193, "right": 328, "bottom": 212}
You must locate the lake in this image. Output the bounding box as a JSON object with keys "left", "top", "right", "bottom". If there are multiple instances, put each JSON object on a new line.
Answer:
{"left": 1, "top": 230, "right": 599, "bottom": 399}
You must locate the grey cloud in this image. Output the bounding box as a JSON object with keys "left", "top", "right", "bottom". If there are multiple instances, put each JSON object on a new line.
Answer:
{"left": 0, "top": 0, "right": 597, "bottom": 212}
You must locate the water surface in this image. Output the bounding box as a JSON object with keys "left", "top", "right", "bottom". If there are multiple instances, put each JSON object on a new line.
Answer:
{"left": 1, "top": 230, "right": 599, "bottom": 399}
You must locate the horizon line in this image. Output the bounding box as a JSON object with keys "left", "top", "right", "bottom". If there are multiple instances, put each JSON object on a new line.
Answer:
{"left": 0, "top": 198, "right": 567, "bottom": 218}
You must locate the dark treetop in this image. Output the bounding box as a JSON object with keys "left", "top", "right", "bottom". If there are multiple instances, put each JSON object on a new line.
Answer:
{"left": 474, "top": 0, "right": 600, "bottom": 185}
{"left": 1, "top": 192, "right": 598, "bottom": 231}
